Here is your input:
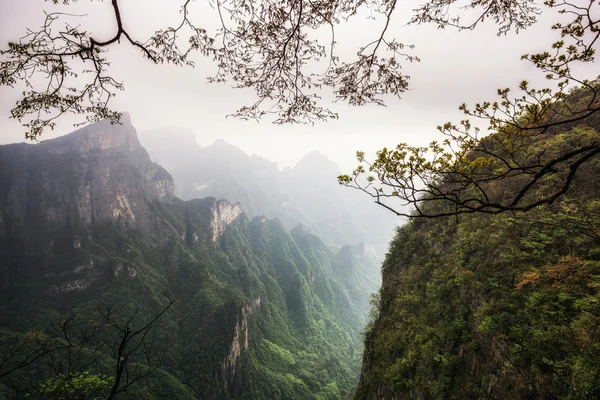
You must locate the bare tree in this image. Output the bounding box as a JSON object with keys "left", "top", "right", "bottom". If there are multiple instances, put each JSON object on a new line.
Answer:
{"left": 0, "top": 316, "right": 76, "bottom": 381}
{"left": 97, "top": 295, "right": 174, "bottom": 399}
{"left": 0, "top": 293, "right": 174, "bottom": 399}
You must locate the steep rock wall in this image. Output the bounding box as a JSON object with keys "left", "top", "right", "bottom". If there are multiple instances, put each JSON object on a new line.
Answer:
{"left": 0, "top": 113, "right": 174, "bottom": 243}
{"left": 0, "top": 114, "right": 175, "bottom": 297}
{"left": 185, "top": 198, "right": 244, "bottom": 245}
{"left": 219, "top": 296, "right": 262, "bottom": 391}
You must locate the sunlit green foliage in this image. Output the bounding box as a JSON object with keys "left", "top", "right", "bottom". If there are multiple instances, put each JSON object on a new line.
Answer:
{"left": 38, "top": 371, "right": 113, "bottom": 399}
{"left": 357, "top": 118, "right": 600, "bottom": 398}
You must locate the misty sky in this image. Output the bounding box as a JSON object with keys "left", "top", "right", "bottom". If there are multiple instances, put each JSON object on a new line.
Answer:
{"left": 1, "top": 0, "right": 598, "bottom": 172}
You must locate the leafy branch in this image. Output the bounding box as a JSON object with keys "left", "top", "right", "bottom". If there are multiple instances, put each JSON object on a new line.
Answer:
{"left": 340, "top": 0, "right": 600, "bottom": 218}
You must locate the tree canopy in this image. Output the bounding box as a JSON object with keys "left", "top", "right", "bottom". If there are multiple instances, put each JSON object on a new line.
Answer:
{"left": 1, "top": 0, "right": 599, "bottom": 217}
{"left": 0, "top": 294, "right": 174, "bottom": 398}
{"left": 338, "top": 0, "right": 600, "bottom": 217}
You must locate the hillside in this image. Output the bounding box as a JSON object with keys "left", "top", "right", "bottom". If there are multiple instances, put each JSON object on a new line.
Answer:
{"left": 356, "top": 99, "right": 600, "bottom": 398}
{"left": 0, "top": 116, "right": 375, "bottom": 399}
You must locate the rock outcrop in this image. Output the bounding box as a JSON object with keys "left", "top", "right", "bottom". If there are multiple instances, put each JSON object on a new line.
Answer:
{"left": 211, "top": 200, "right": 244, "bottom": 242}
{"left": 185, "top": 198, "right": 244, "bottom": 245}
{"left": 219, "top": 296, "right": 262, "bottom": 391}
{"left": 0, "top": 113, "right": 175, "bottom": 244}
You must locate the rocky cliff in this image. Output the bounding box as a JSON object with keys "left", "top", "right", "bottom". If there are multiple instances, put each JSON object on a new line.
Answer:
{"left": 0, "top": 115, "right": 243, "bottom": 299}
{"left": 355, "top": 105, "right": 600, "bottom": 399}
{"left": 0, "top": 113, "right": 174, "bottom": 243}
{"left": 185, "top": 197, "right": 244, "bottom": 245}
{"left": 0, "top": 117, "right": 371, "bottom": 400}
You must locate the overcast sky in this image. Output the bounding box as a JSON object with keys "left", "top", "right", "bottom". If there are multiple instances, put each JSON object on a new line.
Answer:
{"left": 1, "top": 0, "right": 598, "bottom": 172}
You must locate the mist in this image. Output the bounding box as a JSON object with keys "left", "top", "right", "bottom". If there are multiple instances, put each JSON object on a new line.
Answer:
{"left": 2, "top": 0, "right": 596, "bottom": 172}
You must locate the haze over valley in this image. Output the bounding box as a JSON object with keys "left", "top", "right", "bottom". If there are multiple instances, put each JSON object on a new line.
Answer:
{"left": 1, "top": 0, "right": 600, "bottom": 399}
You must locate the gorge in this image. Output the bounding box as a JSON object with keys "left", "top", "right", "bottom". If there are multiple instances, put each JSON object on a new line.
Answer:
{"left": 0, "top": 115, "right": 380, "bottom": 399}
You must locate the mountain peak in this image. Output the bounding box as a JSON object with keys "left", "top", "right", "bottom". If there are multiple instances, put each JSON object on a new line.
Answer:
{"left": 0, "top": 116, "right": 174, "bottom": 246}
{"left": 41, "top": 112, "right": 141, "bottom": 154}
{"left": 209, "top": 139, "right": 248, "bottom": 156}
{"left": 301, "top": 151, "right": 331, "bottom": 162}
{"left": 295, "top": 151, "right": 338, "bottom": 169}
{"left": 213, "top": 138, "right": 235, "bottom": 147}
{"left": 289, "top": 150, "right": 342, "bottom": 182}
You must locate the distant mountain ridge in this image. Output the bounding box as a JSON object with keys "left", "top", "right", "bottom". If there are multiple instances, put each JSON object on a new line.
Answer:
{"left": 138, "top": 128, "right": 398, "bottom": 257}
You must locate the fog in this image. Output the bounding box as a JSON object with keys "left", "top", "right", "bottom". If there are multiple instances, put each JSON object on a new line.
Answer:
{"left": 1, "top": 0, "right": 597, "bottom": 172}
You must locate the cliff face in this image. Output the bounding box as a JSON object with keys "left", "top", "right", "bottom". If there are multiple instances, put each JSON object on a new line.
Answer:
{"left": 185, "top": 198, "right": 244, "bottom": 245}
{"left": 0, "top": 115, "right": 243, "bottom": 298}
{"left": 219, "top": 296, "right": 261, "bottom": 390}
{"left": 0, "top": 117, "right": 371, "bottom": 400}
{"left": 0, "top": 113, "right": 174, "bottom": 244}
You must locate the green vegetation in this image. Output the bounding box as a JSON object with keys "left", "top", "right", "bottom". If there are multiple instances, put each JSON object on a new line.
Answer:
{"left": 39, "top": 372, "right": 114, "bottom": 399}
{"left": 356, "top": 90, "right": 600, "bottom": 398}
{"left": 0, "top": 194, "right": 371, "bottom": 399}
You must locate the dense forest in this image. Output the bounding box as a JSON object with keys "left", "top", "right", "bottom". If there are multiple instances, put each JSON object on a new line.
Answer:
{"left": 356, "top": 86, "right": 600, "bottom": 399}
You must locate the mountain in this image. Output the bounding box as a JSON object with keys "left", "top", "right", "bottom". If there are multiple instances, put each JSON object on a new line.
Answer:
{"left": 355, "top": 100, "right": 600, "bottom": 398}
{"left": 137, "top": 129, "right": 398, "bottom": 257}
{"left": 0, "top": 116, "right": 375, "bottom": 399}
{"left": 333, "top": 243, "right": 381, "bottom": 316}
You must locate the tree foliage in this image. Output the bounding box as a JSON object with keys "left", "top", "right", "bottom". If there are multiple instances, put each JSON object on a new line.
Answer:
{"left": 1, "top": 0, "right": 421, "bottom": 138}
{"left": 38, "top": 371, "right": 114, "bottom": 400}
{"left": 356, "top": 125, "right": 600, "bottom": 398}
{"left": 340, "top": 0, "right": 600, "bottom": 217}
{"left": 0, "top": 0, "right": 571, "bottom": 136}
{"left": 0, "top": 294, "right": 174, "bottom": 399}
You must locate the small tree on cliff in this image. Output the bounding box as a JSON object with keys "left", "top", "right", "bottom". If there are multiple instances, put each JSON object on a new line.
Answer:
{"left": 1, "top": 0, "right": 599, "bottom": 216}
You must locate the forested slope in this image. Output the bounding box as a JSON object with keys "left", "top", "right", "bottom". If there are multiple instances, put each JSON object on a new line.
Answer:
{"left": 357, "top": 94, "right": 600, "bottom": 399}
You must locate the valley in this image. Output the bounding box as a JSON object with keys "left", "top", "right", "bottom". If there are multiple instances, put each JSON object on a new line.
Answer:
{"left": 0, "top": 115, "right": 383, "bottom": 399}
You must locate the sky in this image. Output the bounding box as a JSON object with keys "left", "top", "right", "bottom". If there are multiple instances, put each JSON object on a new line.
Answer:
{"left": 1, "top": 0, "right": 598, "bottom": 172}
